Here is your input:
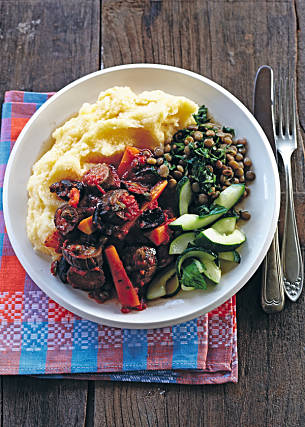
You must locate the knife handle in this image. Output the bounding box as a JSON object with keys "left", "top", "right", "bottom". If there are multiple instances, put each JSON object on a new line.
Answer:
{"left": 261, "top": 228, "right": 285, "bottom": 313}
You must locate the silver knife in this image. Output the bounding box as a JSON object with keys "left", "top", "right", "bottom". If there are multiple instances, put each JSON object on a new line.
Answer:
{"left": 253, "top": 65, "right": 285, "bottom": 313}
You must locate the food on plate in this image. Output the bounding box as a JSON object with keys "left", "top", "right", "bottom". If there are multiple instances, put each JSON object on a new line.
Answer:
{"left": 26, "top": 88, "right": 255, "bottom": 312}
{"left": 27, "top": 87, "right": 197, "bottom": 256}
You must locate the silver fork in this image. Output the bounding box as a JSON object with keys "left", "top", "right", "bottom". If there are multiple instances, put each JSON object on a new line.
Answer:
{"left": 273, "top": 76, "right": 304, "bottom": 301}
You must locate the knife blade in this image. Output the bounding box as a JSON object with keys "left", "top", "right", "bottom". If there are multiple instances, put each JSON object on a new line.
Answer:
{"left": 253, "top": 65, "right": 285, "bottom": 313}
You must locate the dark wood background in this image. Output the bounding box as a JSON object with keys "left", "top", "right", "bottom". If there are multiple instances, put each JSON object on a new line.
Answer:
{"left": 1, "top": 1, "right": 304, "bottom": 426}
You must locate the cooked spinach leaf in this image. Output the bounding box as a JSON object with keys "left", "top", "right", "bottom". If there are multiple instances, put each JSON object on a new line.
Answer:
{"left": 181, "top": 259, "right": 207, "bottom": 290}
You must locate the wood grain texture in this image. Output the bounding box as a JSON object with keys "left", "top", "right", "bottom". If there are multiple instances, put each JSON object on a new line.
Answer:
{"left": 0, "top": 0, "right": 100, "bottom": 426}
{"left": 0, "top": 0, "right": 100, "bottom": 104}
{"left": 94, "top": 2, "right": 305, "bottom": 427}
{"left": 2, "top": 377, "right": 88, "bottom": 427}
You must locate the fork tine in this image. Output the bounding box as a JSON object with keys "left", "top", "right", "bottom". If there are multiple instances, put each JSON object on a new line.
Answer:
{"left": 291, "top": 78, "right": 297, "bottom": 138}
{"left": 278, "top": 78, "right": 284, "bottom": 138}
{"left": 284, "top": 77, "right": 290, "bottom": 136}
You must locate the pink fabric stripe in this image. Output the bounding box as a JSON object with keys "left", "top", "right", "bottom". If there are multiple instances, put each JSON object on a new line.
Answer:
{"left": 196, "top": 314, "right": 209, "bottom": 370}
{"left": 97, "top": 325, "right": 124, "bottom": 371}
{"left": 147, "top": 326, "right": 174, "bottom": 370}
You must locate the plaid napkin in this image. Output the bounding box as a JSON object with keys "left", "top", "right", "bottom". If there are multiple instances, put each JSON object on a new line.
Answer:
{"left": 0, "top": 91, "right": 238, "bottom": 384}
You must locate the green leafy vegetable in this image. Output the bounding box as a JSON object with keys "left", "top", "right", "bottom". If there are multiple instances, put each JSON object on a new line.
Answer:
{"left": 195, "top": 204, "right": 227, "bottom": 217}
{"left": 193, "top": 106, "right": 208, "bottom": 125}
{"left": 222, "top": 126, "right": 235, "bottom": 136}
{"left": 181, "top": 259, "right": 207, "bottom": 290}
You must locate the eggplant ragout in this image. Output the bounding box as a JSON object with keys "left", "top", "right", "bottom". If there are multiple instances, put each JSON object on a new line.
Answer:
{"left": 46, "top": 105, "right": 255, "bottom": 313}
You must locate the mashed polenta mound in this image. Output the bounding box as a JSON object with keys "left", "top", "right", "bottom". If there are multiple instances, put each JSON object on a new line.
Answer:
{"left": 27, "top": 86, "right": 198, "bottom": 256}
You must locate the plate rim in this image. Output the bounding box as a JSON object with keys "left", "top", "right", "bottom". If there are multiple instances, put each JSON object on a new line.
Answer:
{"left": 3, "top": 63, "right": 281, "bottom": 329}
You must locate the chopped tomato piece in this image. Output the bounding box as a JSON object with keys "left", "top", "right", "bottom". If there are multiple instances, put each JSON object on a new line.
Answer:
{"left": 117, "top": 180, "right": 168, "bottom": 239}
{"left": 68, "top": 187, "right": 80, "bottom": 207}
{"left": 44, "top": 230, "right": 62, "bottom": 253}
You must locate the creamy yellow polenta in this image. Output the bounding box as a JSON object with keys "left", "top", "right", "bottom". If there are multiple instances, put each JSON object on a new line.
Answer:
{"left": 27, "top": 86, "right": 198, "bottom": 256}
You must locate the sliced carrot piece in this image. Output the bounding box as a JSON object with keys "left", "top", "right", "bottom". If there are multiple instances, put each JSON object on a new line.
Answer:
{"left": 78, "top": 215, "right": 95, "bottom": 235}
{"left": 104, "top": 245, "right": 140, "bottom": 309}
{"left": 117, "top": 146, "right": 140, "bottom": 177}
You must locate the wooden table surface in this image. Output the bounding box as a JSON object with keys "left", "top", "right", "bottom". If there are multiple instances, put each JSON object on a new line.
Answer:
{"left": 1, "top": 1, "right": 305, "bottom": 426}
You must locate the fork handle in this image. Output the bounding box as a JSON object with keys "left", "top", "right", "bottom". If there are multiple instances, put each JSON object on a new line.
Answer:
{"left": 281, "top": 156, "right": 304, "bottom": 301}
{"left": 261, "top": 228, "right": 285, "bottom": 313}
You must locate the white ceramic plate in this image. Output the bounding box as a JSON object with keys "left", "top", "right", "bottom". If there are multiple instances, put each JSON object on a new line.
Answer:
{"left": 3, "top": 64, "right": 280, "bottom": 329}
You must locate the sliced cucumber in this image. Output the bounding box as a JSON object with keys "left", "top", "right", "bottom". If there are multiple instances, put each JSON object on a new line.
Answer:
{"left": 169, "top": 207, "right": 227, "bottom": 231}
{"left": 170, "top": 184, "right": 244, "bottom": 232}
{"left": 218, "top": 250, "right": 241, "bottom": 263}
{"left": 213, "top": 183, "right": 245, "bottom": 209}
{"left": 164, "top": 274, "right": 181, "bottom": 297}
{"left": 146, "top": 265, "right": 180, "bottom": 300}
{"left": 177, "top": 176, "right": 192, "bottom": 215}
{"left": 176, "top": 247, "right": 221, "bottom": 285}
{"left": 212, "top": 217, "right": 237, "bottom": 234}
{"left": 169, "top": 232, "right": 196, "bottom": 255}
{"left": 195, "top": 228, "right": 246, "bottom": 252}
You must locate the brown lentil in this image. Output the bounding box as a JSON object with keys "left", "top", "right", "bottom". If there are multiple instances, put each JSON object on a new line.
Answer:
{"left": 235, "top": 167, "right": 244, "bottom": 177}
{"left": 215, "top": 160, "right": 223, "bottom": 169}
{"left": 223, "top": 136, "right": 232, "bottom": 144}
{"left": 239, "top": 175, "right": 245, "bottom": 183}
{"left": 172, "top": 144, "right": 177, "bottom": 150}
{"left": 240, "top": 210, "right": 251, "bottom": 220}
{"left": 176, "top": 165, "right": 184, "bottom": 173}
{"left": 154, "top": 147, "right": 164, "bottom": 157}
{"left": 164, "top": 153, "right": 172, "bottom": 162}
{"left": 224, "top": 179, "right": 232, "bottom": 186}
{"left": 206, "top": 130, "right": 215, "bottom": 137}
{"left": 206, "top": 165, "right": 214, "bottom": 173}
{"left": 187, "top": 124, "right": 198, "bottom": 131}
{"left": 227, "top": 146, "right": 237, "bottom": 155}
{"left": 192, "top": 182, "right": 200, "bottom": 193}
{"left": 233, "top": 177, "right": 240, "bottom": 184}
{"left": 184, "top": 145, "right": 191, "bottom": 156}
{"left": 142, "top": 150, "right": 151, "bottom": 157}
{"left": 146, "top": 157, "right": 157, "bottom": 165}
{"left": 184, "top": 136, "right": 194, "bottom": 145}
{"left": 156, "top": 157, "right": 164, "bottom": 166}
{"left": 216, "top": 131, "right": 225, "bottom": 138}
{"left": 168, "top": 178, "right": 177, "bottom": 188}
{"left": 238, "top": 146, "right": 247, "bottom": 155}
{"left": 244, "top": 157, "right": 252, "bottom": 167}
{"left": 198, "top": 193, "right": 208, "bottom": 204}
{"left": 173, "top": 170, "right": 183, "bottom": 180}
{"left": 157, "top": 164, "right": 169, "bottom": 178}
{"left": 235, "top": 153, "right": 244, "bottom": 161}
{"left": 226, "top": 154, "right": 234, "bottom": 162}
{"left": 245, "top": 170, "right": 256, "bottom": 181}
{"left": 204, "top": 138, "right": 214, "bottom": 147}
{"left": 236, "top": 138, "right": 247, "bottom": 146}
{"left": 164, "top": 144, "right": 171, "bottom": 153}
{"left": 228, "top": 160, "right": 239, "bottom": 170}
{"left": 193, "top": 131, "right": 204, "bottom": 141}
{"left": 223, "top": 168, "right": 233, "bottom": 177}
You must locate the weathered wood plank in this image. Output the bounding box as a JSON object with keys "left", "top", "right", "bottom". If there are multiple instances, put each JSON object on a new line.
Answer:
{"left": 0, "top": 0, "right": 100, "bottom": 426}
{"left": 3, "top": 377, "right": 89, "bottom": 427}
{"left": 95, "top": 1, "right": 305, "bottom": 427}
